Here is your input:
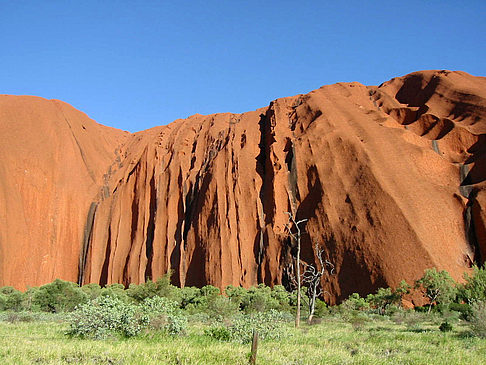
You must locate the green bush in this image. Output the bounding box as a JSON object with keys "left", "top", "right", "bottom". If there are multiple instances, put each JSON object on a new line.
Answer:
{"left": 244, "top": 284, "right": 281, "bottom": 313}
{"left": 341, "top": 293, "right": 370, "bottom": 313}
{"left": 225, "top": 285, "right": 249, "bottom": 310}
{"left": 141, "top": 296, "right": 187, "bottom": 335}
{"left": 81, "top": 283, "right": 102, "bottom": 300}
{"left": 415, "top": 268, "right": 457, "bottom": 312}
{"left": 367, "top": 287, "right": 400, "bottom": 315}
{"left": 33, "top": 279, "right": 88, "bottom": 312}
{"left": 200, "top": 285, "right": 221, "bottom": 297}
{"left": 206, "top": 295, "right": 239, "bottom": 319}
{"left": 449, "top": 302, "right": 472, "bottom": 321}
{"left": 22, "top": 287, "right": 40, "bottom": 311}
{"left": 271, "top": 285, "right": 292, "bottom": 311}
{"left": 0, "top": 286, "right": 24, "bottom": 311}
{"left": 180, "top": 286, "right": 204, "bottom": 310}
{"left": 210, "top": 310, "right": 292, "bottom": 344}
{"left": 204, "top": 326, "right": 232, "bottom": 341}
{"left": 126, "top": 274, "right": 181, "bottom": 304}
{"left": 459, "top": 266, "right": 486, "bottom": 304}
{"left": 313, "top": 299, "right": 328, "bottom": 317}
{"left": 0, "top": 294, "right": 6, "bottom": 311}
{"left": 181, "top": 285, "right": 220, "bottom": 313}
{"left": 67, "top": 296, "right": 146, "bottom": 339}
{"left": 470, "top": 301, "right": 486, "bottom": 338}
{"left": 439, "top": 321, "right": 453, "bottom": 332}
{"left": 347, "top": 312, "right": 369, "bottom": 331}
{"left": 99, "top": 283, "right": 130, "bottom": 303}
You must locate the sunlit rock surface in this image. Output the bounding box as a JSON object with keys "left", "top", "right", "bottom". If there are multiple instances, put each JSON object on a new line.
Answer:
{"left": 1, "top": 70, "right": 485, "bottom": 303}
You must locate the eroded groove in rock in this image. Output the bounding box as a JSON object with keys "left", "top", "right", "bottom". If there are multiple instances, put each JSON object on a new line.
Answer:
{"left": 1, "top": 70, "right": 486, "bottom": 302}
{"left": 78, "top": 202, "right": 98, "bottom": 285}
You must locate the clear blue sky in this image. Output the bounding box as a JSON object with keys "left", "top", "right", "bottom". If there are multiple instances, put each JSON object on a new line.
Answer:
{"left": 1, "top": 1, "right": 485, "bottom": 132}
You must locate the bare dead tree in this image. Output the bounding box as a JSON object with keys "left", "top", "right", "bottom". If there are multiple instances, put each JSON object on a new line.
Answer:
{"left": 302, "top": 243, "right": 335, "bottom": 324}
{"left": 285, "top": 212, "right": 307, "bottom": 328}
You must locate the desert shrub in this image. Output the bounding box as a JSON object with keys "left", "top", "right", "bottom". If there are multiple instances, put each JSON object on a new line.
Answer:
{"left": 0, "top": 294, "right": 6, "bottom": 311}
{"left": 126, "top": 274, "right": 181, "bottom": 304}
{"left": 33, "top": 279, "right": 88, "bottom": 312}
{"left": 0, "top": 286, "right": 24, "bottom": 311}
{"left": 367, "top": 287, "right": 400, "bottom": 315}
{"left": 206, "top": 295, "right": 239, "bottom": 319}
{"left": 383, "top": 304, "right": 402, "bottom": 316}
{"left": 449, "top": 302, "right": 473, "bottom": 321}
{"left": 99, "top": 283, "right": 131, "bottom": 303}
{"left": 180, "top": 285, "right": 221, "bottom": 313}
{"left": 226, "top": 284, "right": 285, "bottom": 313}
{"left": 341, "top": 293, "right": 370, "bottom": 314}
{"left": 22, "top": 287, "right": 40, "bottom": 311}
{"left": 225, "top": 285, "right": 249, "bottom": 310}
{"left": 415, "top": 268, "right": 457, "bottom": 312}
{"left": 67, "top": 296, "right": 146, "bottom": 339}
{"left": 347, "top": 312, "right": 368, "bottom": 331}
{"left": 126, "top": 281, "right": 158, "bottom": 302}
{"left": 232, "top": 310, "right": 292, "bottom": 343}
{"left": 205, "top": 310, "right": 292, "bottom": 344}
{"left": 439, "top": 321, "right": 453, "bottom": 332}
{"left": 270, "top": 285, "right": 292, "bottom": 312}
{"left": 204, "top": 326, "right": 231, "bottom": 341}
{"left": 180, "top": 287, "right": 204, "bottom": 310}
{"left": 470, "top": 301, "right": 486, "bottom": 338}
{"left": 313, "top": 298, "right": 328, "bottom": 317}
{"left": 81, "top": 283, "right": 102, "bottom": 300}
{"left": 141, "top": 296, "right": 187, "bottom": 335}
{"left": 244, "top": 284, "right": 280, "bottom": 313}
{"left": 201, "top": 285, "right": 221, "bottom": 297}
{"left": 247, "top": 289, "right": 275, "bottom": 312}
{"left": 394, "top": 280, "right": 412, "bottom": 304}
{"left": 182, "top": 285, "right": 221, "bottom": 313}
{"left": 458, "top": 266, "right": 486, "bottom": 304}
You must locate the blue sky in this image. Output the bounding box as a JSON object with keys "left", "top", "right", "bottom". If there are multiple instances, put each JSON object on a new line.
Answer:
{"left": 1, "top": 1, "right": 485, "bottom": 132}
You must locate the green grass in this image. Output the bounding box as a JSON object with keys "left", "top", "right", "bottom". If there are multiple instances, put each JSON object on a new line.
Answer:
{"left": 0, "top": 314, "right": 485, "bottom": 364}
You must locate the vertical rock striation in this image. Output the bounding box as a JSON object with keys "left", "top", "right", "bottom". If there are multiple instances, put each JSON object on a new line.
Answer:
{"left": 0, "top": 96, "right": 128, "bottom": 289}
{"left": 1, "top": 70, "right": 485, "bottom": 302}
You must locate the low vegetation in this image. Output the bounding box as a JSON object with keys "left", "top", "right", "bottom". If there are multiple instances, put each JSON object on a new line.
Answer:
{"left": 0, "top": 267, "right": 485, "bottom": 363}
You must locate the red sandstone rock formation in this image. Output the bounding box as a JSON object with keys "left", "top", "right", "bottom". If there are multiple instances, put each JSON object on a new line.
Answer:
{"left": 0, "top": 96, "right": 129, "bottom": 289}
{"left": 1, "top": 70, "right": 485, "bottom": 302}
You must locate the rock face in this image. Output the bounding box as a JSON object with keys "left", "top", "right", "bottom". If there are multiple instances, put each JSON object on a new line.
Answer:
{"left": 1, "top": 70, "right": 485, "bottom": 302}
{"left": 0, "top": 96, "right": 129, "bottom": 289}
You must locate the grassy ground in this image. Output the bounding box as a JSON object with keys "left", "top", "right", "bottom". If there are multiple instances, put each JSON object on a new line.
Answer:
{"left": 0, "top": 314, "right": 485, "bottom": 364}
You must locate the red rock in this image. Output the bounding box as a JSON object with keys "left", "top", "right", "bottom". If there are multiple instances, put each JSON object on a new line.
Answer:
{"left": 1, "top": 70, "right": 485, "bottom": 303}
{"left": 0, "top": 96, "right": 128, "bottom": 290}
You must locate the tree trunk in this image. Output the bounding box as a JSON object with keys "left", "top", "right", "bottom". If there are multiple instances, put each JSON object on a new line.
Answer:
{"left": 295, "top": 242, "right": 301, "bottom": 328}
{"left": 307, "top": 286, "right": 317, "bottom": 325}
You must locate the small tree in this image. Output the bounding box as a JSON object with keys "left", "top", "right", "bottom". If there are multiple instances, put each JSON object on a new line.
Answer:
{"left": 415, "top": 268, "right": 456, "bottom": 313}
{"left": 394, "top": 280, "right": 411, "bottom": 306}
{"left": 285, "top": 212, "right": 307, "bottom": 327}
{"left": 302, "top": 243, "right": 334, "bottom": 323}
{"left": 459, "top": 265, "right": 486, "bottom": 304}
{"left": 366, "top": 287, "right": 400, "bottom": 315}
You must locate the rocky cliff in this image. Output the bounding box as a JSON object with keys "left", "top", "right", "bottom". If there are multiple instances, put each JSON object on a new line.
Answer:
{"left": 1, "top": 70, "right": 485, "bottom": 302}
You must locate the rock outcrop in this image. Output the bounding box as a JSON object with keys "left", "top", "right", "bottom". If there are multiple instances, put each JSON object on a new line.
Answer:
{"left": 0, "top": 96, "right": 129, "bottom": 289}
{"left": 1, "top": 70, "right": 485, "bottom": 302}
